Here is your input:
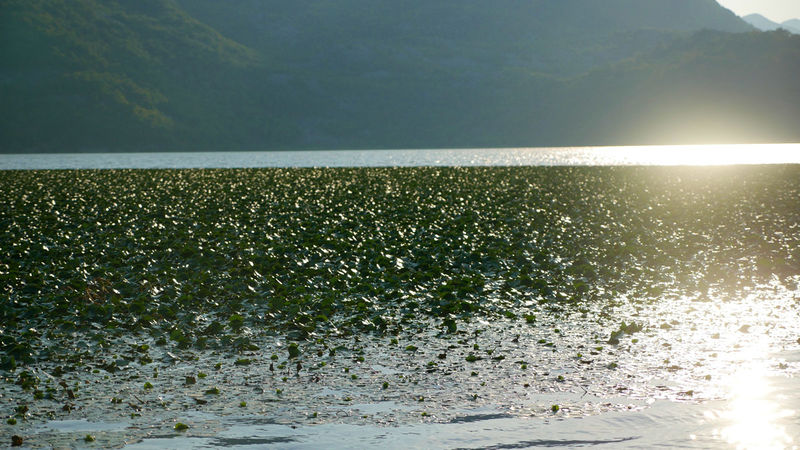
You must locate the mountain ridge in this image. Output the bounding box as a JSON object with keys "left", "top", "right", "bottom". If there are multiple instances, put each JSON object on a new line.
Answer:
{"left": 781, "top": 18, "right": 800, "bottom": 34}
{"left": 743, "top": 13, "right": 800, "bottom": 33}
{"left": 176, "top": 0, "right": 753, "bottom": 77}
{"left": 1, "top": 0, "right": 798, "bottom": 152}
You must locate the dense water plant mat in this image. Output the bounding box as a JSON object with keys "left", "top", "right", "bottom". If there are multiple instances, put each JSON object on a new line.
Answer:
{"left": 1, "top": 166, "right": 799, "bottom": 447}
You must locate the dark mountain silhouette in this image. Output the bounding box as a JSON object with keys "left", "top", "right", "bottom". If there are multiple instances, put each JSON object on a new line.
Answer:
{"left": 176, "top": 0, "right": 752, "bottom": 77}
{"left": 2, "top": 0, "right": 797, "bottom": 153}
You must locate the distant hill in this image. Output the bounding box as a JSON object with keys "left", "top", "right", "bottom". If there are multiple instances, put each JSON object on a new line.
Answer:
{"left": 2, "top": 0, "right": 798, "bottom": 152}
{"left": 744, "top": 14, "right": 783, "bottom": 31}
{"left": 781, "top": 19, "right": 800, "bottom": 34}
{"left": 744, "top": 14, "right": 800, "bottom": 34}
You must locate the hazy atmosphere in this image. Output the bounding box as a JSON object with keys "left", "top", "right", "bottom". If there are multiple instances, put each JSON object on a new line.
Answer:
{"left": 718, "top": 0, "right": 799, "bottom": 22}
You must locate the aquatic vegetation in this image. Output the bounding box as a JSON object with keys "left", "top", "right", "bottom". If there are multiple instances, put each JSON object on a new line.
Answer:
{"left": 0, "top": 166, "right": 798, "bottom": 445}
{"left": 1, "top": 167, "right": 797, "bottom": 363}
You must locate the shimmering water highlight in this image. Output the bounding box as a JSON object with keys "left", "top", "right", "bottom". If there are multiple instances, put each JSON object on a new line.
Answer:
{"left": 1, "top": 144, "right": 799, "bottom": 170}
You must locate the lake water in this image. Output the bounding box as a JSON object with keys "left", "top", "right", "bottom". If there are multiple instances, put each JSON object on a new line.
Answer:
{"left": 2, "top": 143, "right": 800, "bottom": 169}
{"left": 4, "top": 144, "right": 799, "bottom": 449}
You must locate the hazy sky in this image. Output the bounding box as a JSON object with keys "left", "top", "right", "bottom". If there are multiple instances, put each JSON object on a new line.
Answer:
{"left": 717, "top": 0, "right": 800, "bottom": 22}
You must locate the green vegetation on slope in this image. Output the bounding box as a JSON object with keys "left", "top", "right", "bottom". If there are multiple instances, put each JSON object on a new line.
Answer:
{"left": 0, "top": 0, "right": 298, "bottom": 151}
{"left": 177, "top": 0, "right": 750, "bottom": 77}
{"left": 2, "top": 0, "right": 799, "bottom": 152}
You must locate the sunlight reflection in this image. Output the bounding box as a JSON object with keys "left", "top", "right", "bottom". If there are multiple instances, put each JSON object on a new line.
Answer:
{"left": 2, "top": 143, "right": 800, "bottom": 169}
{"left": 715, "top": 353, "right": 796, "bottom": 450}
{"left": 594, "top": 143, "right": 800, "bottom": 166}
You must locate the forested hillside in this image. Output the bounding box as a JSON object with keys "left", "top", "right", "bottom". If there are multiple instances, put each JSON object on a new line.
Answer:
{"left": 176, "top": 0, "right": 751, "bottom": 76}
{"left": 0, "top": 0, "right": 292, "bottom": 151}
{"left": 2, "top": 0, "right": 798, "bottom": 152}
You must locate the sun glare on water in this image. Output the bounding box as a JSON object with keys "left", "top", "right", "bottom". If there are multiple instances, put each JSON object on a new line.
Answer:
{"left": 594, "top": 143, "right": 800, "bottom": 166}
{"left": 709, "top": 342, "right": 797, "bottom": 449}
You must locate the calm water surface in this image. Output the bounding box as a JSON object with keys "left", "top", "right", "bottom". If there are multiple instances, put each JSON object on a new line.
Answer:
{"left": 2, "top": 144, "right": 800, "bottom": 169}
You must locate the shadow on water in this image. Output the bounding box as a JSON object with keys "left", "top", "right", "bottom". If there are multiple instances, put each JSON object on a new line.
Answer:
{"left": 449, "top": 413, "right": 514, "bottom": 424}
{"left": 451, "top": 437, "right": 639, "bottom": 449}
{"left": 209, "top": 436, "right": 298, "bottom": 446}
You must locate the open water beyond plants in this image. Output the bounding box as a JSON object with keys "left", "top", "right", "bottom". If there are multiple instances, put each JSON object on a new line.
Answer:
{"left": 1, "top": 166, "right": 799, "bottom": 448}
